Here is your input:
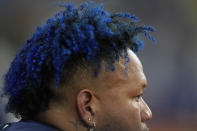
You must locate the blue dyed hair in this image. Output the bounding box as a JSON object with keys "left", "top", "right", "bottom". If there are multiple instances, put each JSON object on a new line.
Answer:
{"left": 3, "top": 2, "right": 155, "bottom": 119}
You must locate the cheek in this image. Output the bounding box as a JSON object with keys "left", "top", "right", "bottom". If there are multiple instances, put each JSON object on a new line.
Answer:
{"left": 128, "top": 99, "right": 141, "bottom": 123}
{"left": 120, "top": 99, "right": 142, "bottom": 130}
{"left": 97, "top": 88, "right": 142, "bottom": 130}
{"left": 101, "top": 91, "right": 141, "bottom": 118}
{"left": 100, "top": 96, "right": 142, "bottom": 127}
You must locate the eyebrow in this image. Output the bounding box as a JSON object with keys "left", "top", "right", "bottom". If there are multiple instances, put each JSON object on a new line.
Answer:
{"left": 138, "top": 83, "right": 146, "bottom": 95}
{"left": 135, "top": 82, "right": 147, "bottom": 94}
{"left": 139, "top": 80, "right": 147, "bottom": 93}
{"left": 142, "top": 83, "right": 147, "bottom": 89}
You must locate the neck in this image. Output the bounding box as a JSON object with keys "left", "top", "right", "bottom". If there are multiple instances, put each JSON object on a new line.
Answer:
{"left": 36, "top": 107, "right": 88, "bottom": 131}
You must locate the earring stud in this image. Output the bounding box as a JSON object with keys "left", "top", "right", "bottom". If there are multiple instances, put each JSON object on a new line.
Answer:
{"left": 89, "top": 121, "right": 96, "bottom": 131}
{"left": 93, "top": 122, "right": 96, "bottom": 127}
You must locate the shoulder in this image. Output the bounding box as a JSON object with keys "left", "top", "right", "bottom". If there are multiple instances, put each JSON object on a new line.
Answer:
{"left": 0, "top": 123, "right": 10, "bottom": 130}
{"left": 0, "top": 120, "right": 58, "bottom": 131}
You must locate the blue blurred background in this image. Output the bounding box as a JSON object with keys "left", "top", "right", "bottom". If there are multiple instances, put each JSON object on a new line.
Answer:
{"left": 0, "top": 0, "right": 197, "bottom": 130}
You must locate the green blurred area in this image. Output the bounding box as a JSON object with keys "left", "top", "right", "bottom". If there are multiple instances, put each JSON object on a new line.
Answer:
{"left": 181, "top": 0, "right": 197, "bottom": 24}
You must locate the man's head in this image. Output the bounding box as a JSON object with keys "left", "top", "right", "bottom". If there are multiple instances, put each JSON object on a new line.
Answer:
{"left": 74, "top": 49, "right": 152, "bottom": 131}
{"left": 3, "top": 2, "right": 154, "bottom": 131}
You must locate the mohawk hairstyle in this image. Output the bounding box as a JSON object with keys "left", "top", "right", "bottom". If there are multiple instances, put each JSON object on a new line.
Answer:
{"left": 3, "top": 1, "right": 155, "bottom": 119}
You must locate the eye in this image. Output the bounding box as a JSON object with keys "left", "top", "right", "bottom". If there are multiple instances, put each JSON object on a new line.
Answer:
{"left": 134, "top": 94, "right": 142, "bottom": 102}
{"left": 136, "top": 95, "right": 141, "bottom": 99}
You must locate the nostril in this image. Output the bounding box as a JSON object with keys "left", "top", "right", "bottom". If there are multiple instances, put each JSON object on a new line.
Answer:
{"left": 147, "top": 109, "right": 152, "bottom": 120}
{"left": 141, "top": 99, "right": 152, "bottom": 121}
{"left": 141, "top": 107, "right": 152, "bottom": 121}
{"left": 141, "top": 111, "right": 151, "bottom": 122}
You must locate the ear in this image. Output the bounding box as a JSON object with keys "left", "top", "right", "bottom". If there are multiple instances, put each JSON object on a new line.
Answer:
{"left": 76, "top": 89, "right": 97, "bottom": 127}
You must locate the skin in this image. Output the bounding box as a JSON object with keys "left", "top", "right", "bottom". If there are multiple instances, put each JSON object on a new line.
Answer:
{"left": 36, "top": 49, "right": 152, "bottom": 131}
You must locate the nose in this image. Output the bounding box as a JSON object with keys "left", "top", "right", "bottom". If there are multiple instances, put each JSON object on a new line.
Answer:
{"left": 141, "top": 98, "right": 152, "bottom": 121}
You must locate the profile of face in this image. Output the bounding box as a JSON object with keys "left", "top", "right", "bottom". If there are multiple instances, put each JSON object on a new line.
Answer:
{"left": 76, "top": 49, "right": 152, "bottom": 131}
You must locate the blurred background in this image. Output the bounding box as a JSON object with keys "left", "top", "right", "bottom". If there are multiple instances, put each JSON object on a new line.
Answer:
{"left": 0, "top": 0, "right": 197, "bottom": 130}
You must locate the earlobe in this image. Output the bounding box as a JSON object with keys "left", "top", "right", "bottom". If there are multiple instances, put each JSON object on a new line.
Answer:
{"left": 76, "top": 89, "right": 96, "bottom": 127}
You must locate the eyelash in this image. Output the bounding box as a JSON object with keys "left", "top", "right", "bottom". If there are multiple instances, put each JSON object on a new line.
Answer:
{"left": 136, "top": 95, "right": 141, "bottom": 99}
{"left": 135, "top": 94, "right": 143, "bottom": 101}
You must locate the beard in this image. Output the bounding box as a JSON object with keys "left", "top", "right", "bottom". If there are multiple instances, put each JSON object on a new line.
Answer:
{"left": 98, "top": 124, "right": 148, "bottom": 131}
{"left": 99, "top": 122, "right": 131, "bottom": 131}
{"left": 97, "top": 117, "right": 149, "bottom": 131}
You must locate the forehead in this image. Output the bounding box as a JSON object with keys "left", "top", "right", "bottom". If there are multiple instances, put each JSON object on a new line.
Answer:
{"left": 111, "top": 49, "right": 144, "bottom": 80}
{"left": 71, "top": 49, "right": 146, "bottom": 92}
{"left": 85, "top": 49, "right": 148, "bottom": 98}
{"left": 94, "top": 49, "right": 147, "bottom": 91}
{"left": 119, "top": 49, "right": 146, "bottom": 85}
{"left": 126, "top": 49, "right": 147, "bottom": 90}
{"left": 127, "top": 49, "right": 143, "bottom": 70}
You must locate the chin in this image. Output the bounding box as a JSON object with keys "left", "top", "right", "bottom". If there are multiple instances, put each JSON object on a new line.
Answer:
{"left": 141, "top": 123, "right": 149, "bottom": 131}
